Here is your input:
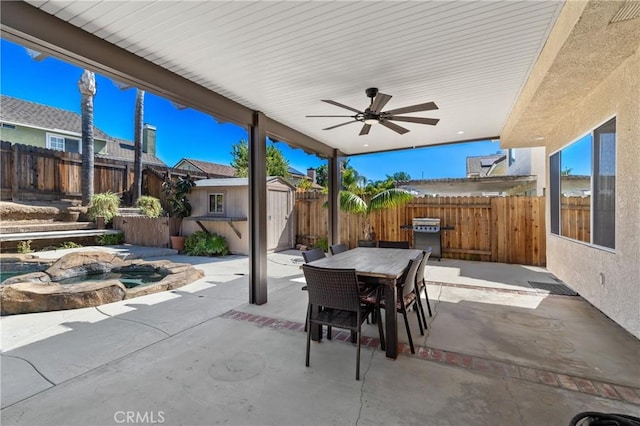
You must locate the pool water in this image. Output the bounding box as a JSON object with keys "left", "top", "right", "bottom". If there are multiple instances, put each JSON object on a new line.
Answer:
{"left": 46, "top": 271, "right": 164, "bottom": 289}
{"left": 0, "top": 272, "right": 22, "bottom": 284}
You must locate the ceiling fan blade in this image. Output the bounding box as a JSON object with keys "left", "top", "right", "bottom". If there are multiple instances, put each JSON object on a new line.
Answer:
{"left": 323, "top": 120, "right": 358, "bottom": 131}
{"left": 359, "top": 124, "right": 372, "bottom": 136}
{"left": 379, "top": 120, "right": 409, "bottom": 135}
{"left": 322, "top": 100, "right": 362, "bottom": 114}
{"left": 306, "top": 115, "right": 356, "bottom": 118}
{"left": 387, "top": 116, "right": 440, "bottom": 126}
{"left": 369, "top": 93, "right": 392, "bottom": 114}
{"left": 384, "top": 101, "right": 438, "bottom": 115}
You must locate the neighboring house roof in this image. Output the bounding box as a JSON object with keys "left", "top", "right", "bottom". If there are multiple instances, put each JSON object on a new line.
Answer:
{"left": 397, "top": 175, "right": 536, "bottom": 196}
{"left": 288, "top": 166, "right": 305, "bottom": 177}
{"left": 0, "top": 95, "right": 166, "bottom": 166}
{"left": 195, "top": 176, "right": 295, "bottom": 190}
{"left": 98, "top": 137, "right": 165, "bottom": 166}
{"left": 466, "top": 154, "right": 506, "bottom": 177}
{"left": 0, "top": 95, "right": 110, "bottom": 140}
{"left": 174, "top": 158, "right": 237, "bottom": 177}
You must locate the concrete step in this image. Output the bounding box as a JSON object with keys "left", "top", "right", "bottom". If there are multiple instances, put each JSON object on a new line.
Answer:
{"left": 0, "top": 221, "right": 97, "bottom": 234}
{"left": 118, "top": 208, "right": 145, "bottom": 217}
{"left": 0, "top": 229, "right": 120, "bottom": 242}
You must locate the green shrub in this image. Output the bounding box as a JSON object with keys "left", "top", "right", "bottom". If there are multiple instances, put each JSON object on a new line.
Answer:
{"left": 88, "top": 192, "right": 121, "bottom": 224}
{"left": 58, "top": 241, "right": 83, "bottom": 249}
{"left": 184, "top": 231, "right": 229, "bottom": 256}
{"left": 313, "top": 237, "right": 328, "bottom": 253}
{"left": 16, "top": 240, "right": 33, "bottom": 254}
{"left": 136, "top": 196, "right": 163, "bottom": 218}
{"left": 96, "top": 232, "right": 125, "bottom": 246}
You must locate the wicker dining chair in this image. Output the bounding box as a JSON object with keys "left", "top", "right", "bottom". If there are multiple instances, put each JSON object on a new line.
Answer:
{"left": 329, "top": 243, "right": 348, "bottom": 255}
{"left": 301, "top": 247, "right": 327, "bottom": 333}
{"left": 301, "top": 264, "right": 384, "bottom": 380}
{"left": 362, "top": 253, "right": 423, "bottom": 354}
{"left": 415, "top": 248, "right": 433, "bottom": 320}
{"left": 378, "top": 240, "right": 410, "bottom": 249}
{"left": 302, "top": 247, "right": 326, "bottom": 263}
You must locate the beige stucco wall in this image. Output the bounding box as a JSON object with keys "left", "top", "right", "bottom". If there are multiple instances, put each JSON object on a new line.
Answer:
{"left": 546, "top": 48, "right": 640, "bottom": 338}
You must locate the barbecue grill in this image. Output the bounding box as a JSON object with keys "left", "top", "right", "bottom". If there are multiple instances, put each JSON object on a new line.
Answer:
{"left": 412, "top": 217, "right": 442, "bottom": 260}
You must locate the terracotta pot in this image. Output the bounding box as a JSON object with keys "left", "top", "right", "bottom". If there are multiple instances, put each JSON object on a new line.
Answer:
{"left": 170, "top": 236, "right": 186, "bottom": 251}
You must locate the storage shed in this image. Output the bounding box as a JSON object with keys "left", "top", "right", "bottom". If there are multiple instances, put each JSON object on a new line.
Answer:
{"left": 183, "top": 177, "right": 296, "bottom": 255}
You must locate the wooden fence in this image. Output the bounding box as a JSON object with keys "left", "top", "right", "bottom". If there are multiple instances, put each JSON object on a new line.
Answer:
{"left": 112, "top": 216, "right": 181, "bottom": 248}
{"left": 0, "top": 142, "right": 215, "bottom": 206}
{"left": 296, "top": 192, "right": 547, "bottom": 266}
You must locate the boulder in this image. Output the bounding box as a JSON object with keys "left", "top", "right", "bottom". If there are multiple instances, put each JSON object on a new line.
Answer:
{"left": 46, "top": 251, "right": 125, "bottom": 281}
{"left": 1, "top": 271, "right": 51, "bottom": 286}
{"left": 0, "top": 281, "right": 126, "bottom": 315}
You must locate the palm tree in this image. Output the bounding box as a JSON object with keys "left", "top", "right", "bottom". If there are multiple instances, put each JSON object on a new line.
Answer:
{"left": 132, "top": 89, "right": 145, "bottom": 202}
{"left": 338, "top": 188, "right": 414, "bottom": 240}
{"left": 78, "top": 70, "right": 96, "bottom": 206}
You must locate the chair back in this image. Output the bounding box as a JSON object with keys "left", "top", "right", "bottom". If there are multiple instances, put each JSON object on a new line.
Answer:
{"left": 378, "top": 240, "right": 410, "bottom": 249}
{"left": 357, "top": 240, "right": 377, "bottom": 248}
{"left": 415, "top": 247, "right": 432, "bottom": 288}
{"left": 302, "top": 265, "right": 361, "bottom": 312}
{"left": 302, "top": 247, "right": 326, "bottom": 263}
{"left": 329, "top": 243, "right": 348, "bottom": 255}
{"left": 400, "top": 254, "right": 422, "bottom": 297}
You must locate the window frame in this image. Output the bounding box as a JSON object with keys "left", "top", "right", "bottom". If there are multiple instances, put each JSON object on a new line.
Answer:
{"left": 208, "top": 191, "right": 225, "bottom": 215}
{"left": 46, "top": 132, "right": 81, "bottom": 154}
{"left": 549, "top": 116, "right": 616, "bottom": 251}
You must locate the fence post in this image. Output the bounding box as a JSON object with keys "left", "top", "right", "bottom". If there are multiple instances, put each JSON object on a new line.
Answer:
{"left": 11, "top": 144, "right": 19, "bottom": 201}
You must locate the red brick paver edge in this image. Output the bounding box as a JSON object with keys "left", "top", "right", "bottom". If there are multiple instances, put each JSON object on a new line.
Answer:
{"left": 221, "top": 309, "right": 640, "bottom": 406}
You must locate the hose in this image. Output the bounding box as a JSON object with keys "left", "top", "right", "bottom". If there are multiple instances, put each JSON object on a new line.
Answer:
{"left": 570, "top": 412, "right": 640, "bottom": 426}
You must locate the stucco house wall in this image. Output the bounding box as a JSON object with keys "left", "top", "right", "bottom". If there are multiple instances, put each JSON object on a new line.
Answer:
{"left": 546, "top": 48, "right": 640, "bottom": 338}
{"left": 0, "top": 123, "right": 109, "bottom": 153}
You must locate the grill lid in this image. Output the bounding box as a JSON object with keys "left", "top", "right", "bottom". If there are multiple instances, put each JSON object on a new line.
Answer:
{"left": 412, "top": 217, "right": 441, "bottom": 226}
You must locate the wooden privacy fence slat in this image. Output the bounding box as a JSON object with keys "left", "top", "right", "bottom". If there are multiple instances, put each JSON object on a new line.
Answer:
{"left": 112, "top": 216, "right": 182, "bottom": 248}
{"left": 295, "top": 193, "right": 549, "bottom": 266}
{"left": 0, "top": 142, "right": 220, "bottom": 205}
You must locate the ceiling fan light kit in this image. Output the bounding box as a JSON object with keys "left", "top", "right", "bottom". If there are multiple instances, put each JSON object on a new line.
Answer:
{"left": 306, "top": 87, "right": 439, "bottom": 135}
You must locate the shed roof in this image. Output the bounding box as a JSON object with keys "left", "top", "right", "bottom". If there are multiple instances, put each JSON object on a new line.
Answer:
{"left": 194, "top": 176, "right": 294, "bottom": 190}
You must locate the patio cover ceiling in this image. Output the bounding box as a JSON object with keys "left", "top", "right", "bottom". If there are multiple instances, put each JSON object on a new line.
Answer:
{"left": 5, "top": 1, "right": 565, "bottom": 157}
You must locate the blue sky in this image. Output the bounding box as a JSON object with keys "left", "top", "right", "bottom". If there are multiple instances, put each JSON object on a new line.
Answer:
{"left": 1, "top": 38, "right": 506, "bottom": 181}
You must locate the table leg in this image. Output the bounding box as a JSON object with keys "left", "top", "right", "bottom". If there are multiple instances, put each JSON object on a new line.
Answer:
{"left": 384, "top": 283, "right": 398, "bottom": 359}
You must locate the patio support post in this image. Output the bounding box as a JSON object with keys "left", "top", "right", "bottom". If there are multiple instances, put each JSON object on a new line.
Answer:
{"left": 249, "top": 112, "right": 268, "bottom": 305}
{"left": 327, "top": 151, "right": 341, "bottom": 245}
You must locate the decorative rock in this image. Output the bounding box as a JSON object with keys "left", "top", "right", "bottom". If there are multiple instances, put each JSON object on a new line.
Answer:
{"left": 1, "top": 271, "right": 51, "bottom": 286}
{"left": 46, "top": 251, "right": 125, "bottom": 281}
{"left": 0, "top": 281, "right": 126, "bottom": 315}
{"left": 1, "top": 251, "right": 204, "bottom": 315}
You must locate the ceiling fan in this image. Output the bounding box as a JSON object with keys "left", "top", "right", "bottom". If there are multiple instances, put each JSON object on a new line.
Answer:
{"left": 306, "top": 87, "right": 439, "bottom": 135}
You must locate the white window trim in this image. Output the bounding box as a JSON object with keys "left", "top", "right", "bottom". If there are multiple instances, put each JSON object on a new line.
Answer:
{"left": 46, "top": 132, "right": 82, "bottom": 153}
{"left": 208, "top": 192, "right": 225, "bottom": 215}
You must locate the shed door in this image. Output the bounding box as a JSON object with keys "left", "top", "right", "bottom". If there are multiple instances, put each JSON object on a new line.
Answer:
{"left": 267, "top": 188, "right": 293, "bottom": 251}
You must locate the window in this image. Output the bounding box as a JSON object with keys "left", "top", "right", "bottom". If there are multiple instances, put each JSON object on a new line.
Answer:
{"left": 46, "top": 133, "right": 81, "bottom": 153}
{"left": 1, "top": 123, "right": 16, "bottom": 129}
{"left": 209, "top": 193, "right": 224, "bottom": 214}
{"left": 549, "top": 118, "right": 616, "bottom": 249}
{"left": 508, "top": 149, "right": 516, "bottom": 166}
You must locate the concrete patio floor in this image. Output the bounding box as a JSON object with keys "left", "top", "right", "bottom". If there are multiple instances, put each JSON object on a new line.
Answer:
{"left": 1, "top": 247, "right": 639, "bottom": 426}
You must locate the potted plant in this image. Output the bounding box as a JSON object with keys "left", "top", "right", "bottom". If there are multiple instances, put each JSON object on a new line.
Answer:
{"left": 162, "top": 174, "right": 196, "bottom": 251}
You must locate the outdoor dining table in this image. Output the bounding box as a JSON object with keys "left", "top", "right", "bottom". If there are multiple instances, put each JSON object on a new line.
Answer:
{"left": 307, "top": 247, "right": 422, "bottom": 359}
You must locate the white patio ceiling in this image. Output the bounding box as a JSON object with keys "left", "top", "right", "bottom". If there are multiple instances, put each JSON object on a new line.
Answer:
{"left": 24, "top": 0, "right": 564, "bottom": 156}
